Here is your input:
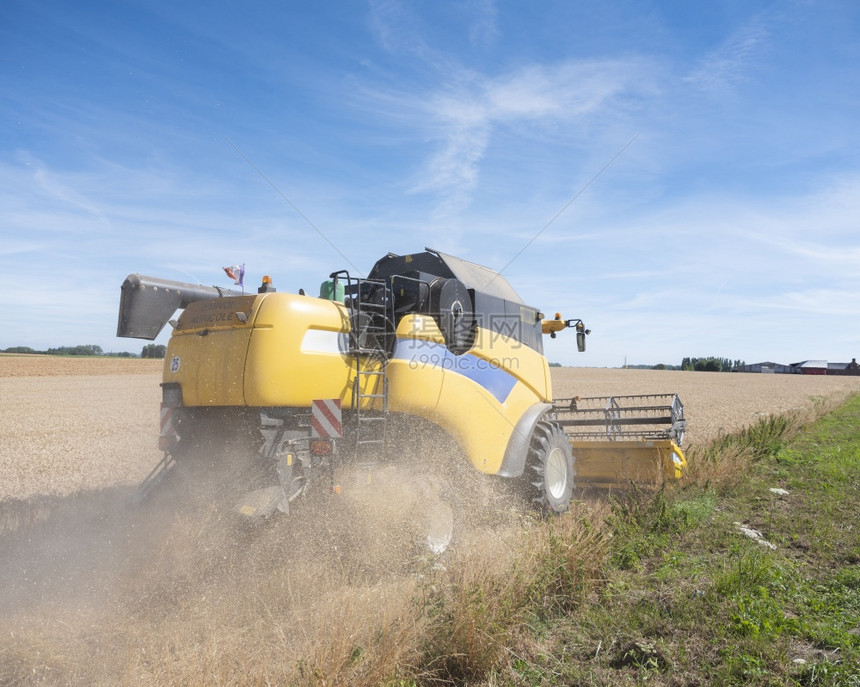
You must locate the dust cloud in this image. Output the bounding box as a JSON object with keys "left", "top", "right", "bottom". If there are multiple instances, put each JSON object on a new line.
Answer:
{"left": 0, "top": 419, "right": 522, "bottom": 686}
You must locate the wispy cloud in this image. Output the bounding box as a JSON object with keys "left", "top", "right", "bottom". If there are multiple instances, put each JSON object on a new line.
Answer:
{"left": 684, "top": 15, "right": 772, "bottom": 95}
{"left": 741, "top": 288, "right": 860, "bottom": 317}
{"left": 357, "top": 58, "right": 654, "bottom": 217}
{"left": 367, "top": 0, "right": 432, "bottom": 59}
{"left": 411, "top": 124, "right": 489, "bottom": 214}
{"left": 364, "top": 0, "right": 657, "bottom": 218}
{"left": 468, "top": 0, "right": 499, "bottom": 49}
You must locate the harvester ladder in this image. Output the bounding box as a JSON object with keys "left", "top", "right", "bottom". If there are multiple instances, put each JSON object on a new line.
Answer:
{"left": 330, "top": 271, "right": 394, "bottom": 459}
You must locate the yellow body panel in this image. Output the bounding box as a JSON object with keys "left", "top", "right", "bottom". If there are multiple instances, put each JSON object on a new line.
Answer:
{"left": 163, "top": 295, "right": 259, "bottom": 405}
{"left": 570, "top": 440, "right": 687, "bottom": 488}
{"left": 389, "top": 315, "right": 550, "bottom": 474}
{"left": 165, "top": 292, "right": 369, "bottom": 408}
{"left": 542, "top": 317, "right": 566, "bottom": 335}
{"left": 436, "top": 375, "right": 538, "bottom": 474}
{"left": 244, "top": 294, "right": 361, "bottom": 408}
{"left": 387, "top": 315, "right": 445, "bottom": 414}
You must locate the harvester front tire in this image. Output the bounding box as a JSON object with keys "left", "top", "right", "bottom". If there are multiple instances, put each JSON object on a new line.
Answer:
{"left": 527, "top": 420, "right": 575, "bottom": 514}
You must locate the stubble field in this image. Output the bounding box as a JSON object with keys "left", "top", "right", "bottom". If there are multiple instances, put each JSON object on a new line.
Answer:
{"left": 1, "top": 354, "right": 859, "bottom": 685}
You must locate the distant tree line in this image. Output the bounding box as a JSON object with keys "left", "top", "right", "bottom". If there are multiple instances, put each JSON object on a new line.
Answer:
{"left": 1, "top": 344, "right": 107, "bottom": 356}
{"left": 1, "top": 344, "right": 165, "bottom": 358}
{"left": 141, "top": 344, "right": 167, "bottom": 358}
{"left": 49, "top": 344, "right": 105, "bottom": 356}
{"left": 681, "top": 357, "right": 745, "bottom": 372}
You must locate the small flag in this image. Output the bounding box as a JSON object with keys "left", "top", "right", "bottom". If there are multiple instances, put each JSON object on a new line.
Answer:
{"left": 223, "top": 264, "right": 245, "bottom": 287}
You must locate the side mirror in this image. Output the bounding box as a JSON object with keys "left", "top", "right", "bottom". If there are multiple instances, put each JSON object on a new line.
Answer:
{"left": 542, "top": 315, "right": 589, "bottom": 351}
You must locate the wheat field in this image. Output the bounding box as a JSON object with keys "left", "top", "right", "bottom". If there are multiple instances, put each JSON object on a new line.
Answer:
{"left": 1, "top": 354, "right": 858, "bottom": 685}
{"left": 2, "top": 355, "right": 858, "bottom": 500}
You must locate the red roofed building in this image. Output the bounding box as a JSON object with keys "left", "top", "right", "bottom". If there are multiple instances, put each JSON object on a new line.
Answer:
{"left": 790, "top": 359, "right": 860, "bottom": 376}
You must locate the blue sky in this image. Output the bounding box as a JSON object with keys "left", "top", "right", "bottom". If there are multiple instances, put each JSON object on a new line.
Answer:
{"left": 2, "top": 0, "right": 858, "bottom": 366}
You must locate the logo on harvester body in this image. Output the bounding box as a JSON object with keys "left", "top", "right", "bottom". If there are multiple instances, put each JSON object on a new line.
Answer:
{"left": 393, "top": 339, "right": 518, "bottom": 404}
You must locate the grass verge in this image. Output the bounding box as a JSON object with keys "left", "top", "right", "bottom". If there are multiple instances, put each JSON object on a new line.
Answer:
{"left": 452, "top": 393, "right": 858, "bottom": 687}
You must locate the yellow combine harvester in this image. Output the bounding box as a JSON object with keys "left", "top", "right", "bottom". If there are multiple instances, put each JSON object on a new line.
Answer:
{"left": 118, "top": 248, "right": 686, "bottom": 520}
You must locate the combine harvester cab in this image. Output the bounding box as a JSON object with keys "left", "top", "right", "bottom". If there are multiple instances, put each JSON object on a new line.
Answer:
{"left": 118, "top": 248, "right": 687, "bottom": 523}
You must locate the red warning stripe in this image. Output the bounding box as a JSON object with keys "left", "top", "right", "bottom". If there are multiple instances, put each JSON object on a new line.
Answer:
{"left": 160, "top": 404, "right": 174, "bottom": 436}
{"left": 311, "top": 398, "right": 342, "bottom": 438}
{"left": 158, "top": 403, "right": 178, "bottom": 451}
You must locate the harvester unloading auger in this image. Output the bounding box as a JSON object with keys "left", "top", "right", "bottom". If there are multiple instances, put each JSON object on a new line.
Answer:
{"left": 118, "top": 248, "right": 686, "bottom": 528}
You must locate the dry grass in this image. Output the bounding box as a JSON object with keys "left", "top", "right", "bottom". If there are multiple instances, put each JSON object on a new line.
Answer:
{"left": 417, "top": 503, "right": 610, "bottom": 684}
{"left": 682, "top": 392, "right": 840, "bottom": 490}
{"left": 1, "top": 355, "right": 860, "bottom": 685}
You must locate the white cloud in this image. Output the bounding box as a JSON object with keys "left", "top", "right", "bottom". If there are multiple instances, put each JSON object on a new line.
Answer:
{"left": 366, "top": 58, "right": 655, "bottom": 216}
{"left": 485, "top": 61, "right": 645, "bottom": 121}
{"left": 368, "top": 0, "right": 432, "bottom": 59}
{"left": 468, "top": 0, "right": 498, "bottom": 48}
{"left": 410, "top": 124, "right": 488, "bottom": 198}
{"left": 741, "top": 289, "right": 860, "bottom": 317}
{"left": 684, "top": 15, "right": 772, "bottom": 95}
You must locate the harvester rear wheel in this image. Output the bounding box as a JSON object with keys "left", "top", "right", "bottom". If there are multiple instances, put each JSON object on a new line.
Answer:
{"left": 526, "top": 420, "right": 575, "bottom": 514}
